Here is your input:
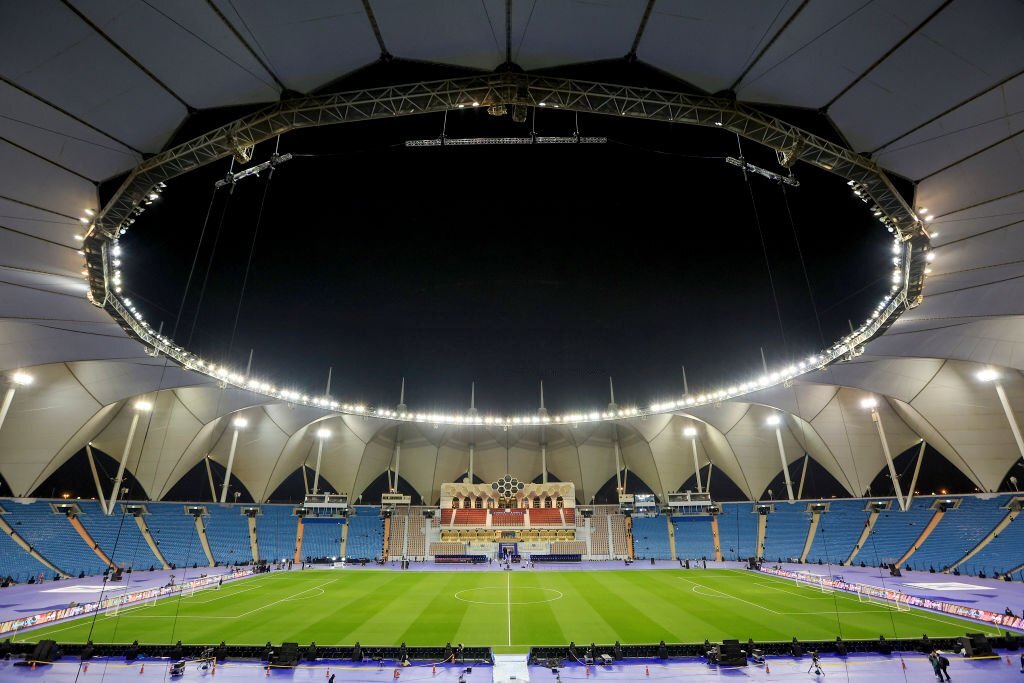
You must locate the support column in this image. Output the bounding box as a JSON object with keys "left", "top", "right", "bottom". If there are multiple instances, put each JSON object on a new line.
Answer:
{"left": 906, "top": 441, "right": 926, "bottom": 506}
{"left": 691, "top": 439, "right": 702, "bottom": 493}
{"left": 392, "top": 440, "right": 401, "bottom": 493}
{"left": 204, "top": 456, "right": 218, "bottom": 501}
{"left": 772, "top": 423, "right": 794, "bottom": 501}
{"left": 796, "top": 454, "right": 809, "bottom": 500}
{"left": 995, "top": 381, "right": 1024, "bottom": 460}
{"left": 85, "top": 444, "right": 107, "bottom": 512}
{"left": 870, "top": 406, "right": 906, "bottom": 511}
{"left": 221, "top": 427, "right": 241, "bottom": 503}
{"left": 468, "top": 443, "right": 475, "bottom": 483}
{"left": 109, "top": 410, "right": 142, "bottom": 515}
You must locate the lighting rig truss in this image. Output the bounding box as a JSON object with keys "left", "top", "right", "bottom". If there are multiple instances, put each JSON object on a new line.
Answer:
{"left": 405, "top": 135, "right": 606, "bottom": 147}
{"left": 79, "top": 72, "right": 931, "bottom": 426}
{"left": 725, "top": 156, "right": 800, "bottom": 187}
{"left": 214, "top": 151, "right": 293, "bottom": 189}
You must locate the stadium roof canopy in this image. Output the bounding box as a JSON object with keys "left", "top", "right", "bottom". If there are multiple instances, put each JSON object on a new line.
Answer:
{"left": 2, "top": 0, "right": 1024, "bottom": 505}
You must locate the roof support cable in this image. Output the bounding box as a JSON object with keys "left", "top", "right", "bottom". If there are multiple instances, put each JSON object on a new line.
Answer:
{"left": 737, "top": 133, "right": 788, "bottom": 354}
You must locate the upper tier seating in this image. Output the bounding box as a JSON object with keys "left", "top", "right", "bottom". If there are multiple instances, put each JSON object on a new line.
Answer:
{"left": 145, "top": 504, "right": 209, "bottom": 569}
{"left": 204, "top": 504, "right": 253, "bottom": 566}
{"left": 529, "top": 509, "right": 564, "bottom": 526}
{"left": 0, "top": 515, "right": 52, "bottom": 582}
{"left": 716, "top": 503, "right": 758, "bottom": 561}
{"left": 912, "top": 495, "right": 1010, "bottom": 572}
{"left": 1, "top": 500, "right": 107, "bottom": 577}
{"left": 491, "top": 511, "right": 524, "bottom": 527}
{"left": 673, "top": 516, "right": 716, "bottom": 560}
{"left": 805, "top": 499, "right": 870, "bottom": 565}
{"left": 346, "top": 506, "right": 383, "bottom": 559}
{"left": 256, "top": 504, "right": 298, "bottom": 563}
{"left": 301, "top": 518, "right": 344, "bottom": 560}
{"left": 862, "top": 498, "right": 936, "bottom": 567}
{"left": 77, "top": 500, "right": 160, "bottom": 570}
{"left": 631, "top": 516, "right": 671, "bottom": 560}
{"left": 762, "top": 502, "right": 810, "bottom": 562}
{"left": 964, "top": 504, "right": 1024, "bottom": 577}
{"left": 453, "top": 509, "right": 488, "bottom": 526}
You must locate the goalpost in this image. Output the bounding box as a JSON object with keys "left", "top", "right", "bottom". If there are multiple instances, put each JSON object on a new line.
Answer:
{"left": 793, "top": 571, "right": 834, "bottom": 594}
{"left": 857, "top": 588, "right": 910, "bottom": 611}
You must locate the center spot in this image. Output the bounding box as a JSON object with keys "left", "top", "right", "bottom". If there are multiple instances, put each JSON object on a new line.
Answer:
{"left": 454, "top": 586, "right": 564, "bottom": 605}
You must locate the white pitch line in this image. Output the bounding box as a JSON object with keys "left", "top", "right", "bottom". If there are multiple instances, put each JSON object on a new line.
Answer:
{"left": 506, "top": 572, "right": 512, "bottom": 647}
{"left": 233, "top": 578, "right": 339, "bottom": 619}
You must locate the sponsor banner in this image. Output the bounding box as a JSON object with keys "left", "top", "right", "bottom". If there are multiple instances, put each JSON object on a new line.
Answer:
{"left": 761, "top": 566, "right": 1024, "bottom": 632}
{"left": 0, "top": 568, "right": 253, "bottom": 636}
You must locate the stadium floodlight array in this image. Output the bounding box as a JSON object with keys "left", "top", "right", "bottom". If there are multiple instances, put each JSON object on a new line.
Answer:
{"left": 72, "top": 75, "right": 936, "bottom": 428}
{"left": 93, "top": 222, "right": 916, "bottom": 427}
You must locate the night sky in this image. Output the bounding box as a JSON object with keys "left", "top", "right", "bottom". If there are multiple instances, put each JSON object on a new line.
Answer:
{"left": 121, "top": 105, "right": 893, "bottom": 417}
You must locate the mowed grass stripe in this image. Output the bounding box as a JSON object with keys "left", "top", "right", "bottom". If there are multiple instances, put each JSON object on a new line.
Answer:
{"left": 16, "top": 569, "right": 997, "bottom": 646}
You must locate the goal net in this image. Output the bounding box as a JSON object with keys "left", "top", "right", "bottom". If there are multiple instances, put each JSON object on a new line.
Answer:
{"left": 857, "top": 588, "right": 910, "bottom": 611}
{"left": 793, "top": 571, "right": 834, "bottom": 593}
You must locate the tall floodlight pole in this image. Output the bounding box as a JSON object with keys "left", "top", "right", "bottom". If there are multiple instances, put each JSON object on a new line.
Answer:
{"left": 539, "top": 382, "right": 548, "bottom": 484}
{"left": 861, "top": 397, "right": 907, "bottom": 511}
{"left": 220, "top": 416, "right": 248, "bottom": 503}
{"left": 609, "top": 377, "right": 622, "bottom": 492}
{"left": 108, "top": 399, "right": 152, "bottom": 514}
{"left": 467, "top": 382, "right": 477, "bottom": 483}
{"left": 313, "top": 427, "right": 331, "bottom": 495}
{"left": 977, "top": 368, "right": 1024, "bottom": 465}
{"left": 766, "top": 415, "right": 794, "bottom": 501}
{"left": 0, "top": 372, "right": 33, "bottom": 435}
{"left": 684, "top": 426, "right": 702, "bottom": 493}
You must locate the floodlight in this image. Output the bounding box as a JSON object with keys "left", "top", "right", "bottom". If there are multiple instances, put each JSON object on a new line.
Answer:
{"left": 316, "top": 428, "right": 331, "bottom": 439}
{"left": 860, "top": 397, "right": 878, "bottom": 409}
{"left": 11, "top": 372, "right": 33, "bottom": 386}
{"left": 134, "top": 400, "right": 153, "bottom": 412}
{"left": 976, "top": 368, "right": 1000, "bottom": 383}
{"left": 683, "top": 427, "right": 698, "bottom": 438}
{"left": 232, "top": 417, "right": 249, "bottom": 429}
{"left": 765, "top": 415, "right": 781, "bottom": 426}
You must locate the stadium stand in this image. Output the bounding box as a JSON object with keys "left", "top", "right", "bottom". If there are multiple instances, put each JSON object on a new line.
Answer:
{"left": 631, "top": 516, "right": 671, "bottom": 560}
{"left": 256, "top": 505, "right": 298, "bottom": 563}
{"left": 386, "top": 514, "right": 406, "bottom": 557}
{"left": 551, "top": 540, "right": 587, "bottom": 555}
{"left": 609, "top": 512, "right": 630, "bottom": 557}
{"left": 301, "top": 518, "right": 344, "bottom": 560}
{"left": 962, "top": 504, "right": 1024, "bottom": 578}
{"left": 762, "top": 503, "right": 811, "bottom": 563}
{"left": 911, "top": 495, "right": 1010, "bottom": 572}
{"left": 0, "top": 500, "right": 108, "bottom": 577}
{"left": 0, "top": 522, "right": 52, "bottom": 582}
{"left": 204, "top": 504, "right": 253, "bottom": 566}
{"left": 145, "top": 504, "right": 210, "bottom": 569}
{"left": 440, "top": 508, "right": 454, "bottom": 525}
{"left": 430, "top": 541, "right": 466, "bottom": 556}
{"left": 861, "top": 498, "right": 935, "bottom": 568}
{"left": 805, "top": 499, "right": 868, "bottom": 565}
{"left": 491, "top": 510, "right": 524, "bottom": 527}
{"left": 77, "top": 501, "right": 160, "bottom": 570}
{"left": 453, "top": 509, "right": 488, "bottom": 526}
{"left": 346, "top": 506, "right": 384, "bottom": 560}
{"left": 716, "top": 503, "right": 758, "bottom": 561}
{"left": 406, "top": 512, "right": 426, "bottom": 557}
{"left": 673, "top": 516, "right": 716, "bottom": 561}
{"left": 529, "top": 509, "right": 563, "bottom": 526}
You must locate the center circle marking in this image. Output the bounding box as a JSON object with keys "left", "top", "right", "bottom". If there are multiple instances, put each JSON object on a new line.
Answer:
{"left": 454, "top": 586, "right": 564, "bottom": 605}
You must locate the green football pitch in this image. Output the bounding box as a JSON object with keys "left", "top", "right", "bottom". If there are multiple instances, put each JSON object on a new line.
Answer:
{"left": 17, "top": 569, "right": 995, "bottom": 652}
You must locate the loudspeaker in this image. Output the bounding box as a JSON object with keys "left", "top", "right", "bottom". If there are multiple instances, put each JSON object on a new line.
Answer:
{"left": 110, "top": 568, "right": 123, "bottom": 582}
{"left": 658, "top": 640, "right": 668, "bottom": 660}
{"left": 790, "top": 638, "right": 803, "bottom": 657}
{"left": 614, "top": 641, "right": 622, "bottom": 660}
{"left": 124, "top": 640, "right": 140, "bottom": 661}
{"left": 747, "top": 557, "right": 759, "bottom": 570}
{"left": 271, "top": 642, "right": 300, "bottom": 667}
{"left": 878, "top": 636, "right": 892, "bottom": 655}
{"left": 834, "top": 637, "right": 847, "bottom": 657}
{"left": 716, "top": 640, "right": 746, "bottom": 667}
{"left": 960, "top": 633, "right": 993, "bottom": 657}
{"left": 888, "top": 564, "right": 902, "bottom": 577}
{"left": 353, "top": 642, "right": 363, "bottom": 663}
{"left": 30, "top": 640, "right": 59, "bottom": 663}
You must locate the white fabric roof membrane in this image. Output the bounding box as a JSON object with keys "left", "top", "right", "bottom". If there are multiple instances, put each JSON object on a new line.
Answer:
{"left": 1, "top": 0, "right": 1024, "bottom": 503}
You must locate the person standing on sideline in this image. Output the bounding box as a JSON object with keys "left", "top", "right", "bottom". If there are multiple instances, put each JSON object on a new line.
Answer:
{"left": 929, "top": 651, "right": 942, "bottom": 681}
{"left": 937, "top": 652, "right": 951, "bottom": 681}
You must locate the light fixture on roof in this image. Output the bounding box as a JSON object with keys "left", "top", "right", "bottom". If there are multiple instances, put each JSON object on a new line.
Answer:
{"left": 765, "top": 415, "right": 781, "bottom": 427}
{"left": 134, "top": 400, "right": 153, "bottom": 412}
{"left": 232, "top": 417, "right": 248, "bottom": 429}
{"left": 12, "top": 372, "right": 33, "bottom": 386}
{"left": 316, "top": 428, "right": 331, "bottom": 439}
{"left": 860, "top": 397, "right": 878, "bottom": 409}
{"left": 977, "top": 368, "right": 1000, "bottom": 383}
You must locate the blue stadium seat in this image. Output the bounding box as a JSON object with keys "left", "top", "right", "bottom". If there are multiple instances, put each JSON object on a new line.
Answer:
{"left": 0, "top": 517, "right": 52, "bottom": 582}
{"left": 300, "top": 517, "right": 344, "bottom": 560}
{"left": 256, "top": 504, "right": 298, "bottom": 563}
{"left": 912, "top": 495, "right": 1010, "bottom": 572}
{"left": 963, "top": 501, "right": 1024, "bottom": 577}
{"left": 77, "top": 500, "right": 160, "bottom": 571}
{"left": 805, "top": 499, "right": 869, "bottom": 565}
{"left": 0, "top": 499, "right": 107, "bottom": 577}
{"left": 631, "top": 516, "right": 671, "bottom": 560}
{"left": 346, "top": 506, "right": 383, "bottom": 560}
{"left": 673, "top": 516, "right": 715, "bottom": 561}
{"left": 762, "top": 502, "right": 810, "bottom": 562}
{"left": 145, "top": 503, "right": 209, "bottom": 569}
{"left": 861, "top": 497, "right": 935, "bottom": 567}
{"left": 204, "top": 504, "right": 254, "bottom": 566}
{"left": 716, "top": 503, "right": 758, "bottom": 561}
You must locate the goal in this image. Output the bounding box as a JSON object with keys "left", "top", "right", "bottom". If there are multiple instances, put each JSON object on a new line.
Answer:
{"left": 857, "top": 589, "right": 910, "bottom": 611}
{"left": 794, "top": 571, "right": 834, "bottom": 593}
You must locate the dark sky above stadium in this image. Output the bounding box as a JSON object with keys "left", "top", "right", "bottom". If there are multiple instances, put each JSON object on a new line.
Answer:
{"left": 121, "top": 86, "right": 894, "bottom": 417}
